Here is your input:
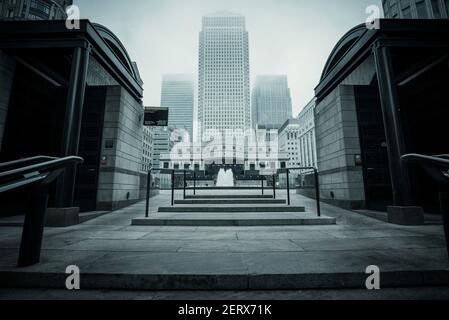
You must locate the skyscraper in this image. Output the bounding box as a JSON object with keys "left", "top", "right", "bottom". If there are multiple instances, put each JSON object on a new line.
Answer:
{"left": 198, "top": 12, "right": 251, "bottom": 139}
{"left": 252, "top": 75, "right": 293, "bottom": 130}
{"left": 382, "top": 0, "right": 449, "bottom": 19}
{"left": 0, "top": 0, "right": 72, "bottom": 20}
{"left": 161, "top": 74, "right": 194, "bottom": 140}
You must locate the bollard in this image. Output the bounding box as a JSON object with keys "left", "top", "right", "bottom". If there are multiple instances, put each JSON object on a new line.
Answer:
{"left": 145, "top": 170, "right": 151, "bottom": 218}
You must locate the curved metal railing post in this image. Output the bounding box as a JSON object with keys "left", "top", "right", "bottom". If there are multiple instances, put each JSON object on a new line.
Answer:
{"left": 261, "top": 175, "right": 264, "bottom": 195}
{"left": 193, "top": 171, "right": 196, "bottom": 195}
{"left": 401, "top": 154, "right": 449, "bottom": 258}
{"left": 171, "top": 170, "right": 176, "bottom": 206}
{"left": 183, "top": 170, "right": 186, "bottom": 200}
{"left": 0, "top": 156, "right": 83, "bottom": 267}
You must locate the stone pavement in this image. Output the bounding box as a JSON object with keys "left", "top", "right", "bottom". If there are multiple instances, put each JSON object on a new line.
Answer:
{"left": 0, "top": 191, "right": 448, "bottom": 291}
{"left": 2, "top": 287, "right": 449, "bottom": 300}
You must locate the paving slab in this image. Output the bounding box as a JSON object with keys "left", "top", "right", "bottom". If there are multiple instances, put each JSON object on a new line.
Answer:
{"left": 0, "top": 193, "right": 448, "bottom": 291}
{"left": 132, "top": 213, "right": 336, "bottom": 227}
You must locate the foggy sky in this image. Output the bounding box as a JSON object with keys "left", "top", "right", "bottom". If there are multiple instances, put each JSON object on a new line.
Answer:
{"left": 75, "top": 0, "right": 382, "bottom": 116}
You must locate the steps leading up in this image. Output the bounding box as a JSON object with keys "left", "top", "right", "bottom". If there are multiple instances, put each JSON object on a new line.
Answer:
{"left": 133, "top": 213, "right": 335, "bottom": 226}
{"left": 143, "top": 190, "right": 325, "bottom": 227}
{"left": 185, "top": 195, "right": 274, "bottom": 199}
{"left": 158, "top": 206, "right": 306, "bottom": 213}
{"left": 174, "top": 199, "right": 286, "bottom": 205}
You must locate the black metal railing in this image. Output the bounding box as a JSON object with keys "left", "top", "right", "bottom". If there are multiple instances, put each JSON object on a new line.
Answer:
{"left": 401, "top": 153, "right": 449, "bottom": 258}
{"left": 0, "top": 155, "right": 83, "bottom": 267}
{"left": 145, "top": 166, "right": 321, "bottom": 217}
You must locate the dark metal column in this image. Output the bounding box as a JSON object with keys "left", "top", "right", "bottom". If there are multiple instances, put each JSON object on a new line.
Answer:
{"left": 286, "top": 170, "right": 290, "bottom": 206}
{"left": 18, "top": 186, "right": 49, "bottom": 267}
{"left": 272, "top": 174, "right": 276, "bottom": 199}
{"left": 373, "top": 44, "right": 413, "bottom": 206}
{"left": 145, "top": 170, "right": 151, "bottom": 218}
{"left": 183, "top": 170, "right": 186, "bottom": 200}
{"left": 193, "top": 171, "right": 196, "bottom": 195}
{"left": 171, "top": 170, "right": 175, "bottom": 206}
{"left": 314, "top": 169, "right": 321, "bottom": 217}
{"left": 261, "top": 175, "right": 264, "bottom": 195}
{"left": 55, "top": 44, "right": 90, "bottom": 208}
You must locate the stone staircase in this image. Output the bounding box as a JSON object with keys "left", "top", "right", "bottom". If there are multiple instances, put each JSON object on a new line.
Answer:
{"left": 132, "top": 193, "right": 336, "bottom": 226}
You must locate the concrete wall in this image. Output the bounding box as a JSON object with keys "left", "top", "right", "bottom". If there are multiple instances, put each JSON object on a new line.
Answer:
{"left": 0, "top": 50, "right": 15, "bottom": 152}
{"left": 97, "top": 86, "right": 146, "bottom": 211}
{"left": 342, "top": 55, "right": 376, "bottom": 86}
{"left": 315, "top": 85, "right": 365, "bottom": 209}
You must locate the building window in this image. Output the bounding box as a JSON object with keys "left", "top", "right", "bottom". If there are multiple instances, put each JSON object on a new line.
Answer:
{"left": 163, "top": 162, "right": 169, "bottom": 169}
{"left": 416, "top": 0, "right": 429, "bottom": 18}
{"left": 400, "top": 0, "right": 412, "bottom": 17}
{"left": 390, "top": 0, "right": 399, "bottom": 17}
{"left": 431, "top": 0, "right": 442, "bottom": 17}
{"left": 105, "top": 140, "right": 114, "bottom": 149}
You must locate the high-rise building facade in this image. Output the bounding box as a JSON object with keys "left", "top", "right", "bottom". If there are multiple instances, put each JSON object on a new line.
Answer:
{"left": 161, "top": 74, "right": 194, "bottom": 140}
{"left": 278, "top": 119, "right": 301, "bottom": 169}
{"left": 252, "top": 75, "right": 292, "bottom": 130}
{"left": 297, "top": 98, "right": 317, "bottom": 169}
{"left": 382, "top": 0, "right": 449, "bottom": 19}
{"left": 0, "top": 0, "right": 72, "bottom": 20}
{"left": 198, "top": 12, "right": 251, "bottom": 139}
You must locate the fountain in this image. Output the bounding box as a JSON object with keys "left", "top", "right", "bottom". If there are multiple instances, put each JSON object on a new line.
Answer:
{"left": 216, "top": 168, "right": 235, "bottom": 187}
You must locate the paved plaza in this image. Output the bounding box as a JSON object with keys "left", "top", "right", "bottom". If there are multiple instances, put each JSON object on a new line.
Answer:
{"left": 0, "top": 191, "right": 448, "bottom": 294}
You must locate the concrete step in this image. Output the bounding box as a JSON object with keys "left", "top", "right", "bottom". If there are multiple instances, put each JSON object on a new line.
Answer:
{"left": 132, "top": 214, "right": 335, "bottom": 226}
{"left": 185, "top": 195, "right": 274, "bottom": 199}
{"left": 159, "top": 206, "right": 306, "bottom": 213}
{"left": 174, "top": 199, "right": 287, "bottom": 205}
{"left": 2, "top": 269, "right": 448, "bottom": 291}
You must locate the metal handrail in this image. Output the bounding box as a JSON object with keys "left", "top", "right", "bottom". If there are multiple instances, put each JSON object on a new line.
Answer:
{"left": 144, "top": 166, "right": 321, "bottom": 217}
{"left": 401, "top": 154, "right": 449, "bottom": 167}
{"left": 277, "top": 167, "right": 321, "bottom": 217}
{"left": 0, "top": 156, "right": 83, "bottom": 185}
{"left": 0, "top": 155, "right": 57, "bottom": 171}
{"left": 0, "top": 155, "right": 84, "bottom": 267}
{"left": 401, "top": 153, "right": 449, "bottom": 258}
{"left": 401, "top": 154, "right": 449, "bottom": 184}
